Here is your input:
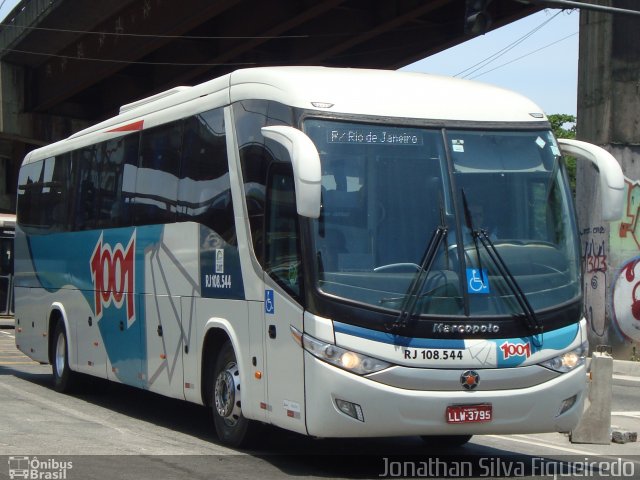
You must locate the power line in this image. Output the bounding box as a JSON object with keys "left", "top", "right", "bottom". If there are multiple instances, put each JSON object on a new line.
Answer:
{"left": 515, "top": 0, "right": 640, "bottom": 17}
{"left": 0, "top": 18, "right": 443, "bottom": 41}
{"left": 0, "top": 21, "right": 310, "bottom": 40}
{"left": 0, "top": 20, "right": 435, "bottom": 40}
{"left": 456, "top": 10, "right": 562, "bottom": 79}
{"left": 0, "top": 47, "right": 258, "bottom": 67}
{"left": 470, "top": 31, "right": 577, "bottom": 79}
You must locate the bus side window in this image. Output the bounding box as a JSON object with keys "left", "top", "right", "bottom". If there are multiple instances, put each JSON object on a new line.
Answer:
{"left": 134, "top": 121, "right": 182, "bottom": 226}
{"left": 16, "top": 156, "right": 71, "bottom": 233}
{"left": 234, "top": 100, "right": 270, "bottom": 264}
{"left": 97, "top": 135, "right": 135, "bottom": 228}
{"left": 51, "top": 153, "right": 73, "bottom": 231}
{"left": 74, "top": 147, "right": 100, "bottom": 231}
{"left": 234, "top": 100, "right": 295, "bottom": 265}
{"left": 17, "top": 160, "right": 44, "bottom": 230}
{"left": 179, "top": 108, "right": 235, "bottom": 245}
{"left": 265, "top": 164, "right": 301, "bottom": 297}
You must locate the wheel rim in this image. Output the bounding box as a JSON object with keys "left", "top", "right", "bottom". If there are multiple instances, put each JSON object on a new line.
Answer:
{"left": 55, "top": 331, "right": 66, "bottom": 378}
{"left": 214, "top": 361, "right": 242, "bottom": 426}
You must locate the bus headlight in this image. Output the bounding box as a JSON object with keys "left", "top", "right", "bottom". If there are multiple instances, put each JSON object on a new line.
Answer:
{"left": 539, "top": 341, "right": 588, "bottom": 373}
{"left": 292, "top": 328, "right": 391, "bottom": 375}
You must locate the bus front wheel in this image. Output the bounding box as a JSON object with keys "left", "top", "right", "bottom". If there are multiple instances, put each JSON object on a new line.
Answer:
{"left": 211, "top": 340, "right": 259, "bottom": 448}
{"left": 52, "top": 321, "right": 78, "bottom": 393}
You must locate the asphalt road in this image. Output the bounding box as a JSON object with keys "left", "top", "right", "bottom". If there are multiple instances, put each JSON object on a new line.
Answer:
{"left": 1, "top": 326, "right": 638, "bottom": 480}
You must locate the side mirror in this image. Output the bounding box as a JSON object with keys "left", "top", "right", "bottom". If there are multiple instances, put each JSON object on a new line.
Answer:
{"left": 558, "top": 138, "right": 624, "bottom": 221}
{"left": 262, "top": 126, "right": 322, "bottom": 218}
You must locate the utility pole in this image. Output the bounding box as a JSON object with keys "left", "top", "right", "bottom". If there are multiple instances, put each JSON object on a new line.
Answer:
{"left": 574, "top": 1, "right": 640, "bottom": 359}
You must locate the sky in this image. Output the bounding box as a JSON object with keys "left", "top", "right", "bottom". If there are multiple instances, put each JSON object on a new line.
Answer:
{"left": 402, "top": 8, "right": 580, "bottom": 116}
{"left": 0, "top": 2, "right": 579, "bottom": 116}
{"left": 0, "top": 0, "right": 17, "bottom": 24}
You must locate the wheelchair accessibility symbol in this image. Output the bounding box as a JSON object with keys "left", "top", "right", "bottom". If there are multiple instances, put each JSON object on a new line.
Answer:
{"left": 466, "top": 268, "right": 490, "bottom": 294}
{"left": 265, "top": 289, "right": 275, "bottom": 314}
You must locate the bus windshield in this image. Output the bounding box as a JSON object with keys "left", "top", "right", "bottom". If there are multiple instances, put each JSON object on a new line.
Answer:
{"left": 304, "top": 119, "right": 580, "bottom": 319}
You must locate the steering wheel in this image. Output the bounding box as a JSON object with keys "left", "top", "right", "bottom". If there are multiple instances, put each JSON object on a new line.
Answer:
{"left": 373, "top": 263, "right": 421, "bottom": 273}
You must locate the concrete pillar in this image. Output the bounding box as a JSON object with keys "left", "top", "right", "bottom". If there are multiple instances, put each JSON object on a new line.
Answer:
{"left": 570, "top": 352, "right": 613, "bottom": 444}
{"left": 0, "top": 61, "right": 89, "bottom": 212}
{"left": 0, "top": 62, "right": 35, "bottom": 212}
{"left": 576, "top": 0, "right": 640, "bottom": 359}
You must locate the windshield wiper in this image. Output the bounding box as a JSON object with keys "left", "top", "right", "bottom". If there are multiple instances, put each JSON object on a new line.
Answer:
{"left": 476, "top": 230, "right": 543, "bottom": 335}
{"left": 461, "top": 190, "right": 543, "bottom": 342}
{"left": 385, "top": 225, "right": 447, "bottom": 332}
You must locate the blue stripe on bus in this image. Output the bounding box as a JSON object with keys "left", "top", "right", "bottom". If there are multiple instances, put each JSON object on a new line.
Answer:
{"left": 25, "top": 226, "right": 163, "bottom": 387}
{"left": 333, "top": 321, "right": 466, "bottom": 349}
{"left": 334, "top": 320, "right": 579, "bottom": 357}
{"left": 492, "top": 322, "right": 579, "bottom": 367}
{"left": 24, "top": 223, "right": 246, "bottom": 387}
{"left": 539, "top": 322, "right": 579, "bottom": 350}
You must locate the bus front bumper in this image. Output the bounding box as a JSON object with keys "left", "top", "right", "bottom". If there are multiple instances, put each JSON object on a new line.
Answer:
{"left": 303, "top": 352, "right": 586, "bottom": 438}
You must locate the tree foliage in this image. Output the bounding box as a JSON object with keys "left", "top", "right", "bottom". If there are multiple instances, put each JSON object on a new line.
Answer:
{"left": 548, "top": 113, "right": 576, "bottom": 194}
{"left": 548, "top": 113, "right": 576, "bottom": 139}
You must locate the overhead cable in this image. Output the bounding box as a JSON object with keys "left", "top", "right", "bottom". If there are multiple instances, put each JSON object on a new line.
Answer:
{"left": 470, "top": 31, "right": 577, "bottom": 79}
{"left": 0, "top": 46, "right": 258, "bottom": 66}
{"left": 456, "top": 9, "right": 562, "bottom": 78}
{"left": 0, "top": 21, "right": 310, "bottom": 39}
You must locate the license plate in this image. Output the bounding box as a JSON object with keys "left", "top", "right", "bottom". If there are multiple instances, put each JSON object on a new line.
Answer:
{"left": 446, "top": 404, "right": 492, "bottom": 424}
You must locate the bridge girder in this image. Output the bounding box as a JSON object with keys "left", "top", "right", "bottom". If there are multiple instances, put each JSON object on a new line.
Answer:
{"left": 0, "top": 0, "right": 537, "bottom": 121}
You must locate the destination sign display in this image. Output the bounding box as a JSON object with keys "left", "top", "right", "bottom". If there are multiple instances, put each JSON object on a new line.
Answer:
{"left": 327, "top": 128, "right": 423, "bottom": 146}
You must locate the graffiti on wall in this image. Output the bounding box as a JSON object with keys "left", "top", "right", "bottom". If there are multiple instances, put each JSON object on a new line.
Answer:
{"left": 611, "top": 257, "right": 640, "bottom": 342}
{"left": 609, "top": 178, "right": 640, "bottom": 343}
{"left": 617, "top": 177, "right": 640, "bottom": 250}
{"left": 581, "top": 226, "right": 608, "bottom": 338}
{"left": 583, "top": 238, "right": 607, "bottom": 274}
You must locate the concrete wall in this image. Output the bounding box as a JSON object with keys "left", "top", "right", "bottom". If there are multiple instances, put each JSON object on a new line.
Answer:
{"left": 0, "top": 61, "right": 88, "bottom": 211}
{"left": 576, "top": 0, "right": 640, "bottom": 360}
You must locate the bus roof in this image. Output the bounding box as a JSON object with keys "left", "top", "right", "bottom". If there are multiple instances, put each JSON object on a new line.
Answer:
{"left": 23, "top": 67, "right": 548, "bottom": 165}
{"left": 228, "top": 67, "right": 546, "bottom": 123}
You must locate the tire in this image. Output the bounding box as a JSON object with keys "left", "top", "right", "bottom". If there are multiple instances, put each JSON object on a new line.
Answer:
{"left": 211, "top": 340, "right": 260, "bottom": 448}
{"left": 52, "top": 321, "right": 79, "bottom": 393}
{"left": 420, "top": 434, "right": 473, "bottom": 448}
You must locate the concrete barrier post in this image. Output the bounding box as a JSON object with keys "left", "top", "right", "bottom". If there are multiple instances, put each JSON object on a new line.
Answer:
{"left": 570, "top": 350, "right": 613, "bottom": 444}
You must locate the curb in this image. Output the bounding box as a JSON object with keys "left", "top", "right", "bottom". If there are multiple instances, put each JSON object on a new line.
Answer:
{"left": 587, "top": 357, "right": 640, "bottom": 378}
{"left": 611, "top": 359, "right": 640, "bottom": 378}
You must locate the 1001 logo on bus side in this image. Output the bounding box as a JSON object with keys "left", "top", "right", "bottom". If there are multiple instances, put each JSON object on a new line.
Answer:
{"left": 90, "top": 231, "right": 136, "bottom": 326}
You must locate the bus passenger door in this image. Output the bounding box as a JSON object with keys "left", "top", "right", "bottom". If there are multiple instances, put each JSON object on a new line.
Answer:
{"left": 262, "top": 164, "right": 307, "bottom": 434}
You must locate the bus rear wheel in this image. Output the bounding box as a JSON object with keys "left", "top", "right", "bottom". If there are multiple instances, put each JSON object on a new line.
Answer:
{"left": 211, "top": 340, "right": 259, "bottom": 448}
{"left": 52, "top": 321, "right": 79, "bottom": 393}
{"left": 420, "top": 434, "right": 473, "bottom": 448}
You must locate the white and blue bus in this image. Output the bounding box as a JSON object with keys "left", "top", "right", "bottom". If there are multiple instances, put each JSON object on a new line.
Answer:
{"left": 14, "top": 67, "right": 623, "bottom": 447}
{"left": 0, "top": 212, "right": 15, "bottom": 317}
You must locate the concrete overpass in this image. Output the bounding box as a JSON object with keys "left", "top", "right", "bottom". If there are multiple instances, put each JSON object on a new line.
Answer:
{"left": 0, "top": 0, "right": 539, "bottom": 210}
{"left": 0, "top": 0, "right": 539, "bottom": 120}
